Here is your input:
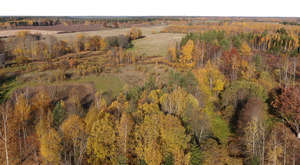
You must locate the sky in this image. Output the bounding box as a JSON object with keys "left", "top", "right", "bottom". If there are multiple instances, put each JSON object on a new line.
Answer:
{"left": 0, "top": 0, "right": 299, "bottom": 17}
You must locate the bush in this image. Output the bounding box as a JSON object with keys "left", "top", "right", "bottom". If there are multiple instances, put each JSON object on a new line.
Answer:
{"left": 128, "top": 27, "right": 143, "bottom": 40}
{"left": 105, "top": 35, "right": 132, "bottom": 49}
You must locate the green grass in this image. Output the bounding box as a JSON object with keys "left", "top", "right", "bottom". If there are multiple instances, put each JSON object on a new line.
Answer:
{"left": 1, "top": 73, "right": 126, "bottom": 101}
{"left": 0, "top": 76, "right": 20, "bottom": 103}
{"left": 74, "top": 75, "right": 126, "bottom": 97}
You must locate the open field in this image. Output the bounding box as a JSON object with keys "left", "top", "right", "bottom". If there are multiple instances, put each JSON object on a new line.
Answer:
{"left": 130, "top": 33, "right": 184, "bottom": 57}
{"left": 55, "top": 25, "right": 184, "bottom": 57}
{"left": 0, "top": 29, "right": 60, "bottom": 37}
{"left": 0, "top": 25, "right": 166, "bottom": 38}
{"left": 0, "top": 25, "right": 184, "bottom": 57}
{"left": 55, "top": 25, "right": 166, "bottom": 40}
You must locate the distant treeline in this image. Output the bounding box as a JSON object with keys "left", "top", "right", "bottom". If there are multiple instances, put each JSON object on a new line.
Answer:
{"left": 0, "top": 16, "right": 299, "bottom": 28}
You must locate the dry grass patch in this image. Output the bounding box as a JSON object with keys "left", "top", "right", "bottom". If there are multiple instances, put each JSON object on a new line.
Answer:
{"left": 129, "top": 33, "right": 184, "bottom": 57}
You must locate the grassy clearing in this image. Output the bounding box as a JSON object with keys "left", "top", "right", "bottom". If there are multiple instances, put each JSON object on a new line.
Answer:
{"left": 73, "top": 74, "right": 125, "bottom": 97}
{"left": 129, "top": 33, "right": 184, "bottom": 57}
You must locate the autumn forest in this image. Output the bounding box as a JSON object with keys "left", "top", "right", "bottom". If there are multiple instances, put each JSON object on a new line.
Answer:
{"left": 0, "top": 16, "right": 300, "bottom": 165}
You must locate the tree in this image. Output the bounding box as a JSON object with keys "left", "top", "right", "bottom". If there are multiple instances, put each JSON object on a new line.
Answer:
{"left": 0, "top": 104, "right": 11, "bottom": 165}
{"left": 192, "top": 40, "right": 206, "bottom": 67}
{"left": 271, "top": 86, "right": 300, "bottom": 138}
{"left": 135, "top": 109, "right": 190, "bottom": 165}
{"left": 40, "top": 128, "right": 62, "bottom": 164}
{"left": 186, "top": 107, "right": 210, "bottom": 145}
{"left": 180, "top": 39, "right": 194, "bottom": 68}
{"left": 220, "top": 48, "right": 240, "bottom": 81}
{"left": 238, "top": 97, "right": 266, "bottom": 163}
{"left": 128, "top": 27, "right": 142, "bottom": 40}
{"left": 193, "top": 61, "right": 226, "bottom": 102}
{"left": 190, "top": 143, "right": 203, "bottom": 165}
{"left": 61, "top": 114, "right": 86, "bottom": 165}
{"left": 240, "top": 41, "right": 251, "bottom": 56}
{"left": 14, "top": 93, "right": 31, "bottom": 157}
{"left": 36, "top": 110, "right": 62, "bottom": 164}
{"left": 160, "top": 114, "right": 191, "bottom": 165}
{"left": 266, "top": 127, "right": 284, "bottom": 165}
{"left": 32, "top": 90, "right": 51, "bottom": 120}
{"left": 87, "top": 113, "right": 117, "bottom": 164}
{"left": 168, "top": 45, "right": 177, "bottom": 62}
{"left": 159, "top": 87, "right": 199, "bottom": 122}
{"left": 135, "top": 111, "right": 164, "bottom": 165}
{"left": 202, "top": 139, "right": 242, "bottom": 165}
{"left": 117, "top": 112, "right": 134, "bottom": 163}
{"left": 74, "top": 34, "right": 86, "bottom": 52}
{"left": 99, "top": 38, "right": 107, "bottom": 51}
{"left": 53, "top": 100, "right": 66, "bottom": 128}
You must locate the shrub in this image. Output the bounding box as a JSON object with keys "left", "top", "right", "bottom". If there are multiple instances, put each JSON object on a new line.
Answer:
{"left": 128, "top": 27, "right": 143, "bottom": 40}
{"left": 105, "top": 35, "right": 132, "bottom": 49}
{"left": 16, "top": 55, "right": 29, "bottom": 64}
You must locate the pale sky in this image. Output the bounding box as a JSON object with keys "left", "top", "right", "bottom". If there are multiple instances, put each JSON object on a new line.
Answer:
{"left": 0, "top": 0, "right": 299, "bottom": 17}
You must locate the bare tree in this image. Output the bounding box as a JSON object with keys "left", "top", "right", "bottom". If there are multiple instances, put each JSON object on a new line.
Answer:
{"left": 0, "top": 103, "right": 11, "bottom": 165}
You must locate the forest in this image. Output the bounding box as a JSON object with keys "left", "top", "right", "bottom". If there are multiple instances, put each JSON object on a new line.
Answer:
{"left": 0, "top": 16, "right": 300, "bottom": 165}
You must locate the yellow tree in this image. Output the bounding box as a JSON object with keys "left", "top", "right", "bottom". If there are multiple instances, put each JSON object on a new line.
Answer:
{"left": 159, "top": 87, "right": 199, "bottom": 121}
{"left": 14, "top": 93, "right": 31, "bottom": 126}
{"left": 14, "top": 93, "right": 31, "bottom": 154}
{"left": 128, "top": 27, "right": 142, "bottom": 40}
{"left": 160, "top": 114, "right": 191, "bottom": 165}
{"left": 32, "top": 90, "right": 51, "bottom": 120}
{"left": 87, "top": 113, "right": 117, "bottom": 164}
{"left": 37, "top": 111, "right": 62, "bottom": 165}
{"left": 84, "top": 107, "right": 99, "bottom": 133}
{"left": 193, "top": 61, "right": 226, "bottom": 101}
{"left": 240, "top": 60, "right": 256, "bottom": 81}
{"left": 117, "top": 112, "right": 134, "bottom": 163}
{"left": 40, "top": 128, "right": 63, "bottom": 164}
{"left": 135, "top": 109, "right": 190, "bottom": 165}
{"left": 99, "top": 38, "right": 107, "bottom": 51}
{"left": 180, "top": 39, "right": 194, "bottom": 68}
{"left": 135, "top": 113, "right": 163, "bottom": 165}
{"left": 61, "top": 114, "right": 86, "bottom": 165}
{"left": 240, "top": 41, "right": 251, "bottom": 56}
{"left": 266, "top": 129, "right": 283, "bottom": 165}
